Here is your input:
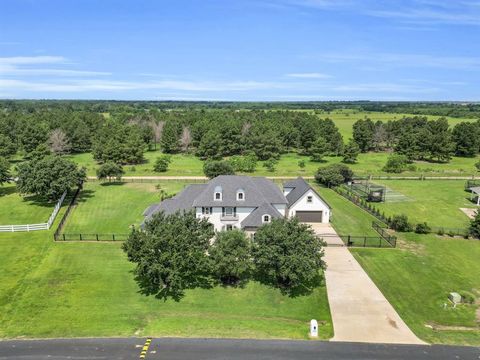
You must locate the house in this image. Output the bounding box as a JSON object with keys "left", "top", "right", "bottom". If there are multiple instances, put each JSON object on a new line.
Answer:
{"left": 143, "top": 175, "right": 331, "bottom": 232}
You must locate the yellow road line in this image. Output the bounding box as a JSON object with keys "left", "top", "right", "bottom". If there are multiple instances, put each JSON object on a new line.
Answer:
{"left": 139, "top": 337, "right": 152, "bottom": 359}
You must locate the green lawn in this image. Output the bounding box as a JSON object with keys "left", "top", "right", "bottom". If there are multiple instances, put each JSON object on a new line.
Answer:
{"left": 374, "top": 180, "right": 473, "bottom": 228}
{"left": 0, "top": 183, "right": 58, "bottom": 225}
{"left": 312, "top": 184, "right": 379, "bottom": 236}
{"left": 67, "top": 151, "right": 480, "bottom": 178}
{"left": 62, "top": 181, "right": 189, "bottom": 234}
{"left": 352, "top": 232, "right": 480, "bottom": 345}
{"left": 0, "top": 182, "right": 332, "bottom": 339}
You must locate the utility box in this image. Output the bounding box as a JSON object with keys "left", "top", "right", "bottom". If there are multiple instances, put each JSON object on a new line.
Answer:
{"left": 310, "top": 319, "right": 318, "bottom": 337}
{"left": 449, "top": 292, "right": 462, "bottom": 304}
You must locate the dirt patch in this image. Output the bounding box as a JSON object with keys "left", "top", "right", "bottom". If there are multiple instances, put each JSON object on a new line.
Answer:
{"left": 427, "top": 322, "right": 479, "bottom": 332}
{"left": 126, "top": 182, "right": 159, "bottom": 193}
{"left": 396, "top": 238, "right": 426, "bottom": 255}
{"left": 460, "top": 208, "right": 478, "bottom": 219}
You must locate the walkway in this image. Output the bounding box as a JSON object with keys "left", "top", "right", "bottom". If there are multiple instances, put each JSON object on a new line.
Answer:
{"left": 310, "top": 223, "right": 425, "bottom": 345}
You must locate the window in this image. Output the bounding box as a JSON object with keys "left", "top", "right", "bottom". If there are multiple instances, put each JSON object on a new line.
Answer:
{"left": 214, "top": 192, "right": 222, "bottom": 200}
{"left": 237, "top": 189, "right": 245, "bottom": 201}
{"left": 214, "top": 186, "right": 222, "bottom": 201}
{"left": 225, "top": 207, "right": 233, "bottom": 216}
{"left": 262, "top": 214, "right": 271, "bottom": 223}
{"left": 307, "top": 196, "right": 313, "bottom": 203}
{"left": 226, "top": 224, "right": 233, "bottom": 231}
{"left": 202, "top": 207, "right": 212, "bottom": 215}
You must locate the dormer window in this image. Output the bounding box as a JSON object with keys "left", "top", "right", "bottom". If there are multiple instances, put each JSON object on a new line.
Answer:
{"left": 307, "top": 195, "right": 313, "bottom": 203}
{"left": 262, "top": 214, "right": 271, "bottom": 223}
{"left": 237, "top": 188, "right": 245, "bottom": 201}
{"left": 214, "top": 185, "right": 222, "bottom": 201}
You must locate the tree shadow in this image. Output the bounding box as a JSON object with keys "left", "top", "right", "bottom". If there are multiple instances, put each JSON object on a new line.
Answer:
{"left": 74, "top": 189, "right": 95, "bottom": 204}
{"left": 99, "top": 181, "right": 127, "bottom": 187}
{"left": 254, "top": 272, "right": 324, "bottom": 298}
{"left": 0, "top": 185, "right": 16, "bottom": 197}
{"left": 133, "top": 271, "right": 214, "bottom": 302}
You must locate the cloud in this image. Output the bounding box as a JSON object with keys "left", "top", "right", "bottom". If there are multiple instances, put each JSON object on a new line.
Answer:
{"left": 0, "top": 55, "right": 66, "bottom": 65}
{"left": 0, "top": 79, "right": 287, "bottom": 93}
{"left": 286, "top": 72, "right": 331, "bottom": 79}
{"left": 331, "top": 83, "right": 441, "bottom": 94}
{"left": 311, "top": 52, "right": 480, "bottom": 70}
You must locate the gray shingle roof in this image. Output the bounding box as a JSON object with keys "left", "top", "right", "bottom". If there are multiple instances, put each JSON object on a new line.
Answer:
{"left": 241, "top": 202, "right": 283, "bottom": 228}
{"left": 192, "top": 175, "right": 287, "bottom": 207}
{"left": 144, "top": 184, "right": 207, "bottom": 221}
{"left": 284, "top": 177, "right": 331, "bottom": 208}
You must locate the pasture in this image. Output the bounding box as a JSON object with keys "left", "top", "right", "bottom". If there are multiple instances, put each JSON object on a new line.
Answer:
{"left": 67, "top": 151, "right": 480, "bottom": 178}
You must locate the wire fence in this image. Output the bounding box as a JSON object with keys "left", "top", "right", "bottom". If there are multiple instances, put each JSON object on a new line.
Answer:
{"left": 56, "top": 233, "right": 129, "bottom": 241}
{"left": 53, "top": 185, "right": 82, "bottom": 241}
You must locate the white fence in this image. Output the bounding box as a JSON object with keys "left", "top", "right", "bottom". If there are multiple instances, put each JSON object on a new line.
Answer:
{"left": 0, "top": 191, "right": 67, "bottom": 233}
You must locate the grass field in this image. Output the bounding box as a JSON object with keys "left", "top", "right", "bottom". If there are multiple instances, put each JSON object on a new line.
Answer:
{"left": 374, "top": 180, "right": 473, "bottom": 228}
{"left": 314, "top": 109, "right": 476, "bottom": 139}
{"left": 0, "top": 182, "right": 332, "bottom": 339}
{"left": 62, "top": 181, "right": 189, "bottom": 234}
{"left": 352, "top": 232, "right": 480, "bottom": 345}
{"left": 67, "top": 151, "right": 480, "bottom": 178}
{"left": 0, "top": 183, "right": 58, "bottom": 225}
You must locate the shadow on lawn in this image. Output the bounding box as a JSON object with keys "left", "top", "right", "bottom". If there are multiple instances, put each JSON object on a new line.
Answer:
{"left": 0, "top": 185, "right": 16, "bottom": 197}
{"left": 99, "top": 181, "right": 127, "bottom": 187}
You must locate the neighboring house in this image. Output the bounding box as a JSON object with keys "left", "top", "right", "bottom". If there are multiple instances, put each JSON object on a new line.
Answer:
{"left": 143, "top": 175, "right": 331, "bottom": 232}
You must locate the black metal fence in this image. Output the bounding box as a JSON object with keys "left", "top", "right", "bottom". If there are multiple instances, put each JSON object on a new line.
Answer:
{"left": 53, "top": 184, "right": 82, "bottom": 241}
{"left": 57, "top": 233, "right": 129, "bottom": 241}
{"left": 372, "top": 221, "right": 397, "bottom": 247}
{"left": 338, "top": 235, "right": 393, "bottom": 248}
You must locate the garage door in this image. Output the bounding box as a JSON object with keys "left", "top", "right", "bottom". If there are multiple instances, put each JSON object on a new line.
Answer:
{"left": 295, "top": 211, "right": 322, "bottom": 223}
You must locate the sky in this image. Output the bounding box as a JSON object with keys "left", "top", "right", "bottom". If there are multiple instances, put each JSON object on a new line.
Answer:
{"left": 0, "top": 0, "right": 479, "bottom": 101}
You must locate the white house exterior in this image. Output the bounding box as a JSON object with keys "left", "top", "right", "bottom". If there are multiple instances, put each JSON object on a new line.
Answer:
{"left": 143, "top": 176, "right": 331, "bottom": 232}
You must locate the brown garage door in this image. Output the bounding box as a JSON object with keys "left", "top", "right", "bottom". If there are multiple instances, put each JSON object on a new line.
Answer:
{"left": 295, "top": 211, "right": 322, "bottom": 223}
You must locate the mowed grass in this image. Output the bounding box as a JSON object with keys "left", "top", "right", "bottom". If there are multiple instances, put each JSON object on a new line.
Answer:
{"left": 352, "top": 232, "right": 480, "bottom": 345}
{"left": 374, "top": 180, "right": 473, "bottom": 228}
{"left": 68, "top": 151, "right": 480, "bottom": 178}
{"left": 0, "top": 183, "right": 58, "bottom": 225}
{"left": 311, "top": 183, "right": 379, "bottom": 236}
{"left": 0, "top": 181, "right": 332, "bottom": 339}
{"left": 63, "top": 181, "right": 190, "bottom": 234}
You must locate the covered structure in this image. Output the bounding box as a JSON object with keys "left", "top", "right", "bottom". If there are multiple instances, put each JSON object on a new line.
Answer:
{"left": 469, "top": 186, "right": 480, "bottom": 205}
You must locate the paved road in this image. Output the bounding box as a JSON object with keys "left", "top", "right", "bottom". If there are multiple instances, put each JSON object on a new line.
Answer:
{"left": 0, "top": 338, "right": 479, "bottom": 360}
{"left": 310, "top": 223, "right": 424, "bottom": 345}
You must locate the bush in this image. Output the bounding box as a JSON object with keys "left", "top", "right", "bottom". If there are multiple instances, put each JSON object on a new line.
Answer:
{"left": 458, "top": 290, "right": 476, "bottom": 304}
{"left": 203, "top": 160, "right": 235, "bottom": 179}
{"left": 315, "top": 164, "right": 354, "bottom": 187}
{"left": 389, "top": 214, "right": 413, "bottom": 232}
{"left": 469, "top": 210, "right": 480, "bottom": 238}
{"left": 263, "top": 158, "right": 278, "bottom": 172}
{"left": 298, "top": 160, "right": 306, "bottom": 169}
{"left": 154, "top": 155, "right": 171, "bottom": 172}
{"left": 415, "top": 222, "right": 431, "bottom": 234}
{"left": 382, "top": 154, "right": 409, "bottom": 173}
{"left": 97, "top": 162, "right": 124, "bottom": 182}
{"left": 437, "top": 228, "right": 445, "bottom": 236}
{"left": 228, "top": 154, "right": 257, "bottom": 173}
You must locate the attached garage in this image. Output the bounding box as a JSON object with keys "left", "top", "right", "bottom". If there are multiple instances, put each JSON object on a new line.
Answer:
{"left": 295, "top": 211, "right": 323, "bottom": 223}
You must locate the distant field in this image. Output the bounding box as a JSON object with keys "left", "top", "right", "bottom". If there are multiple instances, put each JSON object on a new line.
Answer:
{"left": 312, "top": 109, "right": 477, "bottom": 139}
{"left": 374, "top": 180, "right": 473, "bottom": 228}
{"left": 68, "top": 151, "right": 480, "bottom": 178}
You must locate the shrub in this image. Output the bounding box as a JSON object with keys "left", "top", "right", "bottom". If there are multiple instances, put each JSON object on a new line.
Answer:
{"left": 263, "top": 158, "right": 278, "bottom": 172}
{"left": 315, "top": 164, "right": 354, "bottom": 187}
{"left": 469, "top": 210, "right": 480, "bottom": 238}
{"left": 298, "top": 160, "right": 306, "bottom": 169}
{"left": 382, "top": 154, "right": 409, "bottom": 173}
{"left": 390, "top": 214, "right": 413, "bottom": 232}
{"left": 437, "top": 228, "right": 445, "bottom": 236}
{"left": 458, "top": 290, "right": 476, "bottom": 304}
{"left": 154, "top": 155, "right": 171, "bottom": 172}
{"left": 203, "top": 160, "right": 235, "bottom": 179}
{"left": 97, "top": 162, "right": 124, "bottom": 182}
{"left": 415, "top": 222, "right": 431, "bottom": 234}
{"left": 228, "top": 154, "right": 257, "bottom": 173}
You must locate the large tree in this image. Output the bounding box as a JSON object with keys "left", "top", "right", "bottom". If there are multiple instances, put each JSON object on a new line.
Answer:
{"left": 452, "top": 122, "right": 479, "bottom": 157}
{"left": 352, "top": 119, "right": 375, "bottom": 152}
{"left": 0, "top": 134, "right": 17, "bottom": 158}
{"left": 203, "top": 160, "right": 235, "bottom": 179}
{"left": 315, "top": 164, "right": 354, "bottom": 187}
{"left": 16, "top": 156, "right": 86, "bottom": 201}
{"left": 210, "top": 230, "right": 252, "bottom": 286}
{"left": 0, "top": 157, "right": 10, "bottom": 186}
{"left": 309, "top": 136, "right": 329, "bottom": 162}
{"left": 122, "top": 211, "right": 214, "bottom": 300}
{"left": 48, "top": 128, "right": 71, "bottom": 155}
{"left": 96, "top": 162, "right": 124, "bottom": 182}
{"left": 252, "top": 218, "right": 325, "bottom": 296}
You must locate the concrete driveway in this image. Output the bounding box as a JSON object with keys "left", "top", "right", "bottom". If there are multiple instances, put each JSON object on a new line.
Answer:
{"left": 308, "top": 223, "right": 425, "bottom": 345}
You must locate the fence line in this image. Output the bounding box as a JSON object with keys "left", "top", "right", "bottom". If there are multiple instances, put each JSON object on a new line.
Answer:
{"left": 53, "top": 185, "right": 83, "bottom": 241}
{"left": 372, "top": 221, "right": 397, "bottom": 247}
{"left": 57, "top": 233, "right": 129, "bottom": 241}
{"left": 0, "top": 190, "right": 67, "bottom": 233}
